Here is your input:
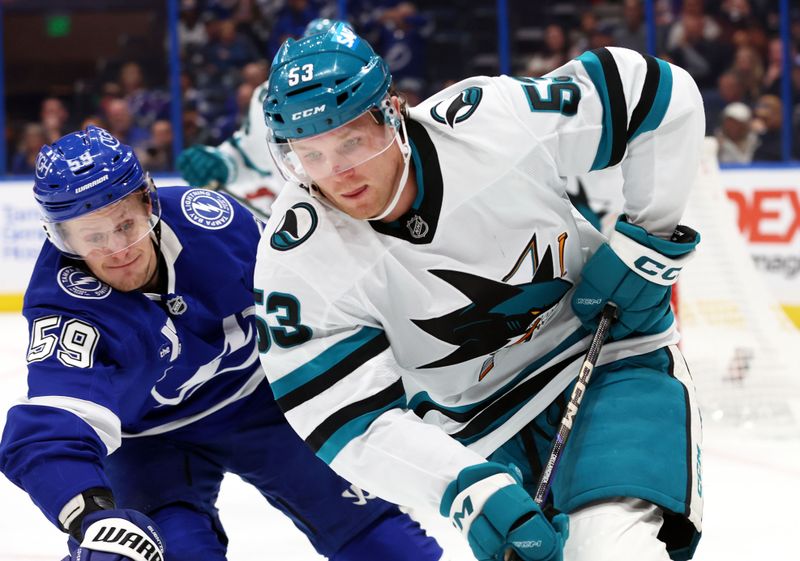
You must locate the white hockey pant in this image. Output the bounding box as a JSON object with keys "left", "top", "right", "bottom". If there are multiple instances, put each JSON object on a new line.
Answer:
{"left": 564, "top": 497, "right": 672, "bottom": 561}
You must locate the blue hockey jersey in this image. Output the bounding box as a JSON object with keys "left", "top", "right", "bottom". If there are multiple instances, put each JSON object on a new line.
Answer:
{"left": 0, "top": 186, "right": 267, "bottom": 526}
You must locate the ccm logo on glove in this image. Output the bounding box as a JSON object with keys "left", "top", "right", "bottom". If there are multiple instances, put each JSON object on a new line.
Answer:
{"left": 633, "top": 256, "right": 682, "bottom": 281}
{"left": 610, "top": 228, "right": 694, "bottom": 287}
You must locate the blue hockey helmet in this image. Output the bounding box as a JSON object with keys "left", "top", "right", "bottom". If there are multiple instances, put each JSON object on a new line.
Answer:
{"left": 33, "top": 126, "right": 161, "bottom": 259}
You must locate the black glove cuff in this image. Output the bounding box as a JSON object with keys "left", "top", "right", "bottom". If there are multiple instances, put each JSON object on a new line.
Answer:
{"left": 669, "top": 224, "right": 699, "bottom": 244}
{"left": 60, "top": 487, "right": 116, "bottom": 541}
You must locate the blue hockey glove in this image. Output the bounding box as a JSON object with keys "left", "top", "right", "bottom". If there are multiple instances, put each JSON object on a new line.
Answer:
{"left": 177, "top": 145, "right": 234, "bottom": 188}
{"left": 572, "top": 215, "right": 700, "bottom": 340}
{"left": 440, "top": 462, "right": 568, "bottom": 561}
{"left": 64, "top": 509, "right": 165, "bottom": 561}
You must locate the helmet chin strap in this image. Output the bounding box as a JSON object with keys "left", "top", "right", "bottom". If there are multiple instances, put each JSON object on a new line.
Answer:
{"left": 369, "top": 116, "right": 412, "bottom": 222}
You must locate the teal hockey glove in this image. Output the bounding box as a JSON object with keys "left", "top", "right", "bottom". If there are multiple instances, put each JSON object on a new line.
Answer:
{"left": 177, "top": 145, "right": 234, "bottom": 188}
{"left": 440, "top": 462, "right": 568, "bottom": 561}
{"left": 571, "top": 215, "right": 700, "bottom": 340}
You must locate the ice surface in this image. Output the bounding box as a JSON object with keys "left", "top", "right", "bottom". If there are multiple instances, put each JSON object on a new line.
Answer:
{"left": 0, "top": 314, "right": 797, "bottom": 560}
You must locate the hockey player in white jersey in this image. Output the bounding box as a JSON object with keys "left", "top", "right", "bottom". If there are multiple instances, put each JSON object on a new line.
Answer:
{"left": 255, "top": 24, "right": 705, "bottom": 561}
{"left": 176, "top": 18, "right": 342, "bottom": 220}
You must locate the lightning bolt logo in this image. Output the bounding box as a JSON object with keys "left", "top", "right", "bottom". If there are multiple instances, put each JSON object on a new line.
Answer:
{"left": 181, "top": 189, "right": 235, "bottom": 230}
{"left": 57, "top": 267, "right": 111, "bottom": 300}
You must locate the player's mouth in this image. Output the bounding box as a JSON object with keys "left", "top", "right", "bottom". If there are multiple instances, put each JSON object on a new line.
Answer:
{"left": 107, "top": 254, "right": 139, "bottom": 270}
{"left": 341, "top": 185, "right": 368, "bottom": 199}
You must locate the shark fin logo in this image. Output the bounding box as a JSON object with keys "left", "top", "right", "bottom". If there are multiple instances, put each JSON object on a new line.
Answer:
{"left": 431, "top": 87, "right": 483, "bottom": 128}
{"left": 270, "top": 202, "right": 318, "bottom": 251}
{"left": 412, "top": 245, "right": 571, "bottom": 371}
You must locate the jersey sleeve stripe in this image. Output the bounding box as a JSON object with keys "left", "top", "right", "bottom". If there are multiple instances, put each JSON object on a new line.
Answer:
{"left": 577, "top": 48, "right": 629, "bottom": 170}
{"left": 626, "top": 54, "right": 660, "bottom": 140}
{"left": 627, "top": 57, "right": 673, "bottom": 142}
{"left": 14, "top": 396, "right": 122, "bottom": 454}
{"left": 307, "top": 379, "right": 407, "bottom": 463}
{"left": 272, "top": 327, "right": 390, "bottom": 412}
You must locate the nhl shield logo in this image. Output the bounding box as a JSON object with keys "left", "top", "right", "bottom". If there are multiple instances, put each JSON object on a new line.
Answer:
{"left": 270, "top": 202, "right": 318, "bottom": 251}
{"left": 181, "top": 189, "right": 235, "bottom": 230}
{"left": 406, "top": 214, "right": 429, "bottom": 239}
{"left": 166, "top": 295, "right": 188, "bottom": 315}
{"left": 57, "top": 267, "right": 112, "bottom": 300}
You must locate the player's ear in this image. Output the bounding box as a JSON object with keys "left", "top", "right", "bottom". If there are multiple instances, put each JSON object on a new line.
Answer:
{"left": 390, "top": 95, "right": 405, "bottom": 116}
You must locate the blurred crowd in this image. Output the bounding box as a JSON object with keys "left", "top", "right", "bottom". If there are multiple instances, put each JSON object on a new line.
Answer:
{"left": 6, "top": 0, "right": 800, "bottom": 173}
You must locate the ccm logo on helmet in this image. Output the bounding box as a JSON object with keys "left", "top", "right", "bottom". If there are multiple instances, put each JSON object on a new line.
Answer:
{"left": 292, "top": 105, "right": 326, "bottom": 120}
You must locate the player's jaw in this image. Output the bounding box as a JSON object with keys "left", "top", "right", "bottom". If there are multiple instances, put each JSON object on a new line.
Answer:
{"left": 85, "top": 237, "right": 159, "bottom": 292}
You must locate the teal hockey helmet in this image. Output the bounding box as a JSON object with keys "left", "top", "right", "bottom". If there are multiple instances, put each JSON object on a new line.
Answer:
{"left": 264, "top": 23, "right": 412, "bottom": 218}
{"left": 302, "top": 18, "right": 342, "bottom": 37}
{"left": 264, "top": 22, "right": 392, "bottom": 141}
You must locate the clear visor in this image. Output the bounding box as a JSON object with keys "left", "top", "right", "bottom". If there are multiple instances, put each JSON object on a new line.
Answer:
{"left": 44, "top": 176, "right": 161, "bottom": 260}
{"left": 269, "top": 104, "right": 400, "bottom": 185}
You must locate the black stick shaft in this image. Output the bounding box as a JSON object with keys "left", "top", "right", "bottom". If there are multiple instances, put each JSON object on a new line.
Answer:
{"left": 533, "top": 304, "right": 617, "bottom": 505}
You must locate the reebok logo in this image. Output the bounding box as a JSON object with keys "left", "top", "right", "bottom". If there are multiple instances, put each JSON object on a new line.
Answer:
{"left": 574, "top": 297, "right": 602, "bottom": 305}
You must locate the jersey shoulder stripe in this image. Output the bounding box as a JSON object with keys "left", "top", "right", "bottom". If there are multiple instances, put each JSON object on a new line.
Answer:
{"left": 577, "top": 48, "right": 629, "bottom": 170}
{"left": 272, "top": 326, "right": 389, "bottom": 412}
{"left": 307, "top": 379, "right": 406, "bottom": 463}
{"left": 577, "top": 47, "right": 674, "bottom": 170}
{"left": 628, "top": 55, "right": 673, "bottom": 141}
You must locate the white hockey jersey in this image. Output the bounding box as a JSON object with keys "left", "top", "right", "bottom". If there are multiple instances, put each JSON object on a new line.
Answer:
{"left": 254, "top": 47, "right": 705, "bottom": 512}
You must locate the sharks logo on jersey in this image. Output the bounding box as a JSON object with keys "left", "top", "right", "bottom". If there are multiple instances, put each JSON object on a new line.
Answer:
{"left": 412, "top": 239, "right": 572, "bottom": 372}
{"left": 57, "top": 266, "right": 112, "bottom": 300}
{"left": 271, "top": 202, "right": 318, "bottom": 251}
{"left": 430, "top": 87, "right": 483, "bottom": 128}
{"left": 181, "top": 189, "right": 235, "bottom": 230}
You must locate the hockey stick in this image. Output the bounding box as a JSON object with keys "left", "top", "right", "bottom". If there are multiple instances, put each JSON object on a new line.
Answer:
{"left": 506, "top": 304, "right": 616, "bottom": 561}
{"left": 533, "top": 303, "right": 617, "bottom": 505}
{"left": 202, "top": 180, "right": 272, "bottom": 221}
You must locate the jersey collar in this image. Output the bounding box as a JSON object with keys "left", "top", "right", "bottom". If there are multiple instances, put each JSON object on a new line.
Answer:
{"left": 369, "top": 118, "right": 443, "bottom": 244}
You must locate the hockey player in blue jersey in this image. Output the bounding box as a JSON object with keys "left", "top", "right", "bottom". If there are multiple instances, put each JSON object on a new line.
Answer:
{"left": 254, "top": 24, "right": 706, "bottom": 561}
{"left": 0, "top": 125, "right": 446, "bottom": 561}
